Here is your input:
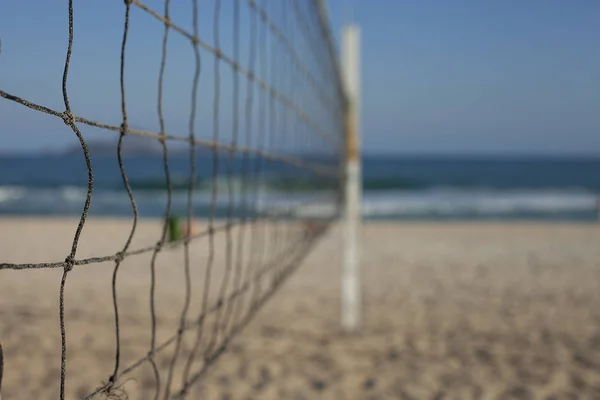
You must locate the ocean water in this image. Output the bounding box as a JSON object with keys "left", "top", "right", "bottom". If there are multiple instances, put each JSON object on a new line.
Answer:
{"left": 1, "top": 154, "right": 599, "bottom": 221}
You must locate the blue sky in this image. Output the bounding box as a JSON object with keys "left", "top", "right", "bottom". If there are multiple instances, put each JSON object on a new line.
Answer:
{"left": 0, "top": 0, "right": 599, "bottom": 155}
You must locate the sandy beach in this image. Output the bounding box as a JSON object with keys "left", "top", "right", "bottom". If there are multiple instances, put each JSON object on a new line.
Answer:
{"left": 1, "top": 218, "right": 600, "bottom": 399}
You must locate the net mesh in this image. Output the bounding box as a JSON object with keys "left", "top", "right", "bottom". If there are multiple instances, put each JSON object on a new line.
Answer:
{"left": 0, "top": 0, "right": 346, "bottom": 398}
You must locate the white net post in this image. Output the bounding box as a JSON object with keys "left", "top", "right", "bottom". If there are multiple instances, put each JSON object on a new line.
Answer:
{"left": 341, "top": 25, "right": 362, "bottom": 333}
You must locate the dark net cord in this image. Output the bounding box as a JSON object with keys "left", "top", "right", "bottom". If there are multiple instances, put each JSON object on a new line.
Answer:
{"left": 0, "top": 0, "right": 346, "bottom": 399}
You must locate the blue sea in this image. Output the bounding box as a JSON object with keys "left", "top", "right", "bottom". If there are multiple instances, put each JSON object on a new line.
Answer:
{"left": 1, "top": 154, "right": 599, "bottom": 221}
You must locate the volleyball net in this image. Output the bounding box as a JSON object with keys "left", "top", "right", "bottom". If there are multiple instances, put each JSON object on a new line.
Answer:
{"left": 0, "top": 0, "right": 348, "bottom": 398}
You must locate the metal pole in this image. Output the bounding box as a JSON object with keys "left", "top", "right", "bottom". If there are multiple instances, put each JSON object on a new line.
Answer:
{"left": 341, "top": 25, "right": 361, "bottom": 333}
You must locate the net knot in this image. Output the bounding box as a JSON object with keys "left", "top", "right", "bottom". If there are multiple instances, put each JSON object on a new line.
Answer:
{"left": 115, "top": 251, "right": 126, "bottom": 263}
{"left": 64, "top": 255, "right": 75, "bottom": 272}
{"left": 102, "top": 374, "right": 116, "bottom": 392}
{"left": 120, "top": 121, "right": 128, "bottom": 135}
{"left": 61, "top": 111, "right": 75, "bottom": 126}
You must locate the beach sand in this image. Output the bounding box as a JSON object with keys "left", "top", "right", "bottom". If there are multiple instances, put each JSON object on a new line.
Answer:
{"left": 1, "top": 219, "right": 600, "bottom": 399}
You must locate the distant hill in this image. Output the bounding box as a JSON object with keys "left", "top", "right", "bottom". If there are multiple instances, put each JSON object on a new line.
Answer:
{"left": 62, "top": 135, "right": 166, "bottom": 156}
{"left": 59, "top": 136, "right": 324, "bottom": 158}
{"left": 60, "top": 137, "right": 241, "bottom": 158}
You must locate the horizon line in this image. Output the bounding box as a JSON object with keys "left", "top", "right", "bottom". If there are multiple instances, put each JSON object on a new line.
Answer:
{"left": 1, "top": 149, "right": 600, "bottom": 160}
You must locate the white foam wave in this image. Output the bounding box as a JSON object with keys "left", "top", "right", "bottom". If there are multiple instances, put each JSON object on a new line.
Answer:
{"left": 363, "top": 190, "right": 597, "bottom": 217}
{"left": 1, "top": 186, "right": 598, "bottom": 219}
{"left": 0, "top": 186, "right": 26, "bottom": 203}
{"left": 60, "top": 186, "right": 87, "bottom": 202}
{"left": 262, "top": 189, "right": 598, "bottom": 219}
